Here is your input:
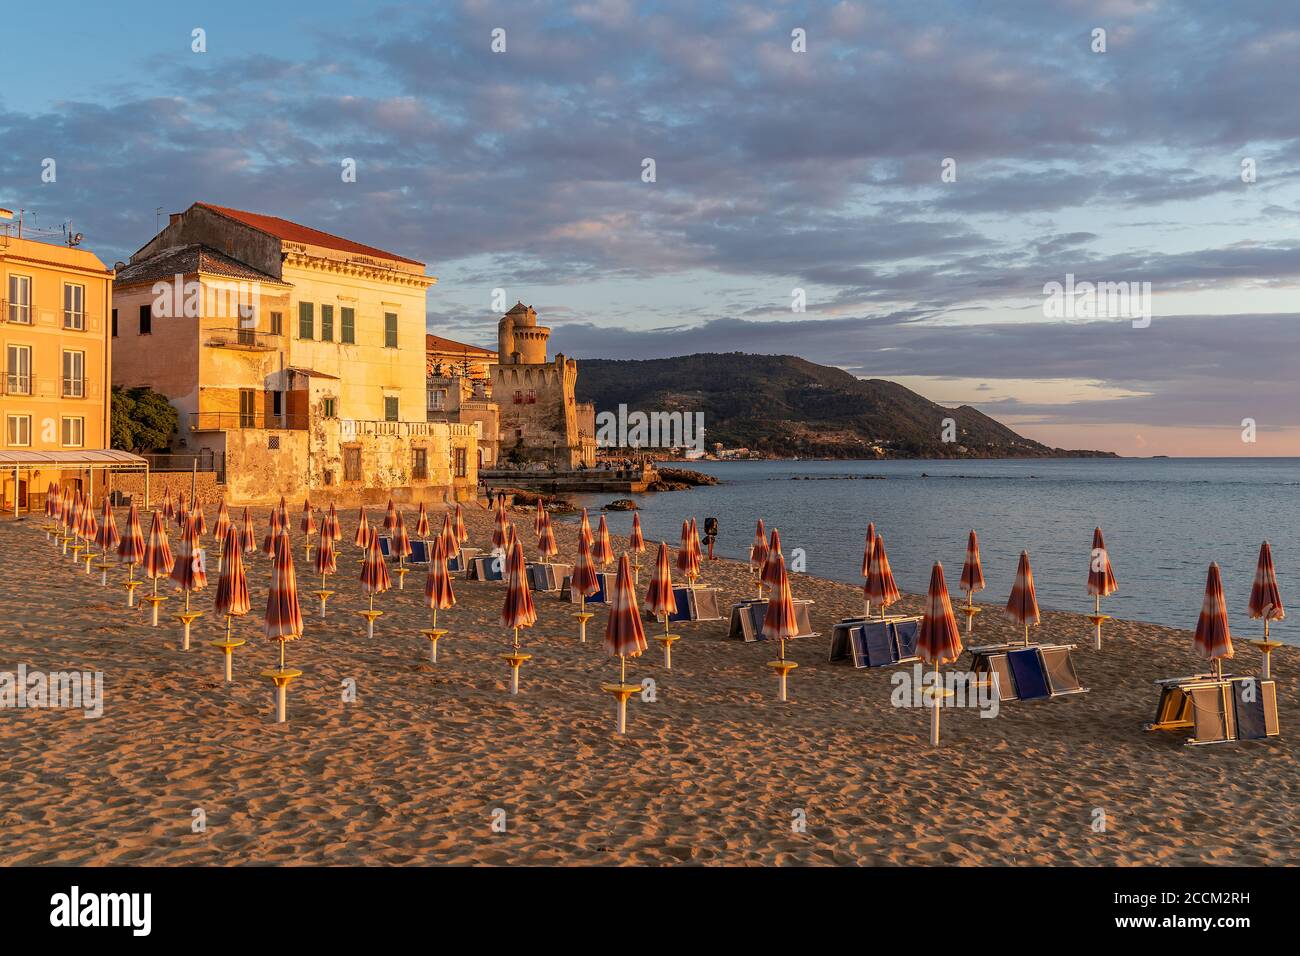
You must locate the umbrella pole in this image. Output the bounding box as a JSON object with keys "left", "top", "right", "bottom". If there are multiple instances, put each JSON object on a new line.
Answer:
{"left": 1023, "top": 623, "right": 1029, "bottom": 646}
{"left": 930, "top": 660, "right": 941, "bottom": 746}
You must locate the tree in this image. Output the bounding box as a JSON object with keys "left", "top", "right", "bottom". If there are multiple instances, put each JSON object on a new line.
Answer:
{"left": 111, "top": 385, "right": 178, "bottom": 453}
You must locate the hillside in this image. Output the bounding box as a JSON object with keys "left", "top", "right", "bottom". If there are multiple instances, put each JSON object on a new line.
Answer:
{"left": 574, "top": 353, "right": 1116, "bottom": 459}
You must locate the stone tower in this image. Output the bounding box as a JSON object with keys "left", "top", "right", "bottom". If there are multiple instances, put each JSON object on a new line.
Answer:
{"left": 497, "top": 301, "right": 550, "bottom": 365}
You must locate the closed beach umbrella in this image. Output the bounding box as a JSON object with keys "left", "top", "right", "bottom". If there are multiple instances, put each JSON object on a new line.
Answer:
{"left": 646, "top": 541, "right": 678, "bottom": 642}
{"left": 678, "top": 519, "right": 702, "bottom": 587}
{"left": 1194, "top": 562, "right": 1234, "bottom": 677}
{"left": 312, "top": 533, "right": 337, "bottom": 619}
{"left": 301, "top": 497, "right": 316, "bottom": 536}
{"left": 143, "top": 509, "right": 176, "bottom": 599}
{"left": 393, "top": 510, "right": 412, "bottom": 587}
{"left": 454, "top": 503, "right": 468, "bottom": 544}
{"left": 865, "top": 533, "right": 902, "bottom": 618}
{"left": 860, "top": 522, "right": 877, "bottom": 615}
{"left": 534, "top": 498, "right": 546, "bottom": 540}
{"left": 262, "top": 505, "right": 284, "bottom": 557}
{"left": 360, "top": 527, "right": 392, "bottom": 609}
{"left": 1005, "top": 550, "right": 1040, "bottom": 645}
{"left": 118, "top": 504, "right": 146, "bottom": 602}
{"left": 213, "top": 499, "right": 231, "bottom": 548}
{"left": 275, "top": 496, "right": 288, "bottom": 529}
{"left": 492, "top": 499, "right": 510, "bottom": 551}
{"left": 763, "top": 551, "right": 801, "bottom": 661}
{"left": 537, "top": 511, "right": 558, "bottom": 562}
{"left": 175, "top": 490, "right": 188, "bottom": 530}
{"left": 579, "top": 508, "right": 594, "bottom": 549}
{"left": 171, "top": 514, "right": 208, "bottom": 613}
{"left": 216, "top": 526, "right": 251, "bottom": 619}
{"left": 440, "top": 512, "right": 459, "bottom": 561}
{"left": 265, "top": 532, "right": 303, "bottom": 671}
{"left": 241, "top": 506, "right": 257, "bottom": 554}
{"left": 96, "top": 499, "right": 120, "bottom": 583}
{"left": 687, "top": 517, "right": 702, "bottom": 565}
{"left": 192, "top": 503, "right": 207, "bottom": 540}
{"left": 416, "top": 502, "right": 430, "bottom": 540}
{"left": 958, "top": 529, "right": 986, "bottom": 635}
{"left": 354, "top": 506, "right": 370, "bottom": 549}
{"left": 426, "top": 534, "right": 457, "bottom": 629}
{"left": 79, "top": 502, "right": 98, "bottom": 568}
{"left": 161, "top": 487, "right": 174, "bottom": 521}
{"left": 383, "top": 497, "right": 397, "bottom": 534}
{"left": 629, "top": 512, "right": 645, "bottom": 554}
{"left": 751, "top": 518, "right": 768, "bottom": 569}
{"left": 324, "top": 502, "right": 341, "bottom": 543}
{"left": 594, "top": 514, "right": 614, "bottom": 568}
{"left": 1086, "top": 526, "right": 1118, "bottom": 649}
{"left": 1247, "top": 542, "right": 1285, "bottom": 679}
{"left": 759, "top": 528, "right": 784, "bottom": 592}
{"left": 604, "top": 553, "right": 648, "bottom": 692}
{"left": 917, "top": 562, "right": 964, "bottom": 745}
{"left": 501, "top": 538, "right": 537, "bottom": 637}
{"left": 571, "top": 534, "right": 601, "bottom": 631}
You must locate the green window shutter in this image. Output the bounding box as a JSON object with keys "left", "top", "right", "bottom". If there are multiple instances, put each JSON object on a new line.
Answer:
{"left": 384, "top": 397, "right": 399, "bottom": 422}
{"left": 320, "top": 305, "right": 334, "bottom": 342}
{"left": 384, "top": 312, "right": 398, "bottom": 348}
{"left": 298, "top": 302, "right": 314, "bottom": 339}
{"left": 341, "top": 307, "right": 355, "bottom": 344}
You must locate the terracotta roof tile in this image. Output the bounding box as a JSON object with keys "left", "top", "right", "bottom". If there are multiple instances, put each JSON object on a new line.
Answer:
{"left": 425, "top": 334, "right": 497, "bottom": 358}
{"left": 196, "top": 202, "right": 425, "bottom": 267}
{"left": 114, "top": 244, "right": 286, "bottom": 288}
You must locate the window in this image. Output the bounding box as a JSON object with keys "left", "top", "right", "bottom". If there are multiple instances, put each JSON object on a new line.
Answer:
{"left": 341, "top": 307, "right": 355, "bottom": 344}
{"left": 526, "top": 389, "right": 536, "bottom": 404}
{"left": 138, "top": 304, "right": 152, "bottom": 335}
{"left": 272, "top": 391, "right": 283, "bottom": 420}
{"left": 237, "top": 304, "right": 257, "bottom": 345}
{"left": 323, "top": 469, "right": 335, "bottom": 487}
{"left": 513, "top": 390, "right": 523, "bottom": 405}
{"left": 6, "top": 415, "right": 31, "bottom": 447}
{"left": 429, "top": 388, "right": 448, "bottom": 411}
{"left": 343, "top": 447, "right": 362, "bottom": 482}
{"left": 6, "top": 345, "right": 32, "bottom": 396}
{"left": 411, "top": 447, "right": 428, "bottom": 480}
{"left": 63, "top": 283, "right": 85, "bottom": 330}
{"left": 320, "top": 304, "right": 334, "bottom": 342}
{"left": 454, "top": 447, "right": 467, "bottom": 479}
{"left": 270, "top": 311, "right": 283, "bottom": 336}
{"left": 7, "top": 275, "right": 31, "bottom": 324}
{"left": 61, "top": 417, "right": 84, "bottom": 447}
{"left": 298, "top": 302, "right": 314, "bottom": 340}
{"left": 268, "top": 435, "right": 280, "bottom": 450}
{"left": 384, "top": 312, "right": 398, "bottom": 348}
{"left": 239, "top": 388, "right": 257, "bottom": 428}
{"left": 322, "top": 397, "right": 336, "bottom": 418}
{"left": 61, "top": 350, "right": 85, "bottom": 398}
{"left": 111, "top": 309, "right": 118, "bottom": 337}
{"left": 384, "top": 396, "right": 399, "bottom": 422}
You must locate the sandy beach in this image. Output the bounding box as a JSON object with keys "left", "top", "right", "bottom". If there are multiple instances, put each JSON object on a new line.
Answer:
{"left": 1, "top": 503, "right": 1296, "bottom": 867}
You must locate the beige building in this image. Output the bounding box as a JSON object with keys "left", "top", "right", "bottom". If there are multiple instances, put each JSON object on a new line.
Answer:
{"left": 492, "top": 302, "right": 596, "bottom": 468}
{"left": 426, "top": 334, "right": 500, "bottom": 470}
{"left": 112, "top": 202, "right": 477, "bottom": 503}
{"left": 2, "top": 223, "right": 114, "bottom": 509}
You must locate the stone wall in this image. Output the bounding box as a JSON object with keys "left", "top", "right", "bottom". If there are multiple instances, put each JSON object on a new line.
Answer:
{"left": 112, "top": 470, "right": 223, "bottom": 506}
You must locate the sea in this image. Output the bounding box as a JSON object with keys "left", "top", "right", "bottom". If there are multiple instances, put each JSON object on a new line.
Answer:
{"left": 569, "top": 457, "right": 1300, "bottom": 645}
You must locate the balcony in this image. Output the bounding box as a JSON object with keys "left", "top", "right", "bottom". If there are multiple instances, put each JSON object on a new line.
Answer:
{"left": 203, "top": 327, "right": 280, "bottom": 351}
{"left": 340, "top": 419, "right": 436, "bottom": 440}
{"left": 190, "top": 411, "right": 309, "bottom": 431}
{"left": 3, "top": 374, "right": 32, "bottom": 396}
{"left": 61, "top": 378, "right": 85, "bottom": 399}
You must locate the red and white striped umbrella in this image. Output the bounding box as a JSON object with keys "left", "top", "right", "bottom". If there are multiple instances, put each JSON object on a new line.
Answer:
{"left": 572, "top": 534, "right": 601, "bottom": 603}
{"left": 215, "top": 527, "right": 251, "bottom": 618}
{"left": 1194, "top": 562, "right": 1234, "bottom": 669}
{"left": 454, "top": 503, "right": 468, "bottom": 543}
{"left": 143, "top": 510, "right": 176, "bottom": 582}
{"left": 276, "top": 496, "right": 288, "bottom": 527}
{"left": 861, "top": 522, "right": 876, "bottom": 579}
{"left": 161, "top": 487, "right": 174, "bottom": 521}
{"left": 534, "top": 498, "right": 546, "bottom": 540}
{"left": 593, "top": 514, "right": 614, "bottom": 567}
{"left": 918, "top": 562, "right": 963, "bottom": 665}
{"left": 360, "top": 528, "right": 392, "bottom": 596}
{"left": 865, "top": 532, "right": 902, "bottom": 614}
{"left": 604, "top": 553, "right": 648, "bottom": 663}
{"left": 579, "top": 508, "right": 594, "bottom": 549}
{"left": 426, "top": 534, "right": 456, "bottom": 614}
{"left": 301, "top": 497, "right": 317, "bottom": 537}
{"left": 192, "top": 503, "right": 208, "bottom": 540}
{"left": 96, "top": 498, "right": 120, "bottom": 553}
{"left": 43, "top": 482, "right": 56, "bottom": 521}
{"left": 1247, "top": 541, "right": 1285, "bottom": 628}
{"left": 629, "top": 512, "right": 645, "bottom": 554}
{"left": 175, "top": 491, "right": 188, "bottom": 530}
{"left": 762, "top": 551, "right": 801, "bottom": 657}
{"left": 313, "top": 530, "right": 337, "bottom": 577}
{"left": 440, "top": 512, "right": 459, "bottom": 560}
{"left": 80, "top": 499, "right": 98, "bottom": 546}
{"left": 59, "top": 486, "right": 73, "bottom": 529}
{"left": 960, "top": 529, "right": 985, "bottom": 595}
{"left": 171, "top": 514, "right": 208, "bottom": 596}
{"left": 537, "top": 510, "right": 559, "bottom": 560}
{"left": 213, "top": 499, "right": 231, "bottom": 546}
{"left": 751, "top": 518, "right": 768, "bottom": 570}
{"left": 393, "top": 510, "right": 412, "bottom": 561}
{"left": 646, "top": 541, "right": 677, "bottom": 621}
{"left": 241, "top": 506, "right": 257, "bottom": 554}
{"left": 501, "top": 538, "right": 537, "bottom": 631}
{"left": 1005, "top": 550, "right": 1040, "bottom": 643}
{"left": 68, "top": 491, "right": 84, "bottom": 537}
{"left": 760, "top": 528, "right": 784, "bottom": 590}
{"left": 324, "top": 503, "right": 341, "bottom": 543}
{"left": 354, "top": 506, "right": 370, "bottom": 549}
{"left": 1086, "top": 527, "right": 1118, "bottom": 597}
{"left": 265, "top": 532, "right": 303, "bottom": 668}
{"left": 688, "top": 517, "right": 702, "bottom": 564}
{"left": 492, "top": 500, "right": 510, "bottom": 550}
{"left": 384, "top": 497, "right": 398, "bottom": 533}
{"left": 415, "top": 502, "right": 430, "bottom": 539}
{"left": 118, "top": 504, "right": 146, "bottom": 565}
{"left": 262, "top": 506, "right": 284, "bottom": 556}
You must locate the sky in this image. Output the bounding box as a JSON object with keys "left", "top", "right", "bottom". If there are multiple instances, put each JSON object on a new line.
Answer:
{"left": 4, "top": 0, "right": 1300, "bottom": 456}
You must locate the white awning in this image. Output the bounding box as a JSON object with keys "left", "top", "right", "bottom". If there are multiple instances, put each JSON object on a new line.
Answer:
{"left": 0, "top": 450, "right": 148, "bottom": 467}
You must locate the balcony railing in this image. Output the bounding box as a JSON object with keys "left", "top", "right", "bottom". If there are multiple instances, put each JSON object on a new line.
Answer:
{"left": 61, "top": 378, "right": 85, "bottom": 399}
{"left": 203, "top": 328, "right": 280, "bottom": 351}
{"left": 190, "top": 411, "right": 309, "bottom": 431}
{"left": 340, "top": 419, "right": 436, "bottom": 440}
{"left": 4, "top": 373, "right": 32, "bottom": 396}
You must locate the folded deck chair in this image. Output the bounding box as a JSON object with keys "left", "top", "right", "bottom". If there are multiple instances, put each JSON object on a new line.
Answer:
{"left": 893, "top": 618, "right": 920, "bottom": 659}
{"left": 1007, "top": 648, "right": 1050, "bottom": 700}
{"left": 863, "top": 620, "right": 895, "bottom": 666}
{"left": 409, "top": 539, "right": 430, "bottom": 564}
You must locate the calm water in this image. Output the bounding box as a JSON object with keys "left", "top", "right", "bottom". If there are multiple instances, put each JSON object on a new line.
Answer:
{"left": 570, "top": 458, "right": 1300, "bottom": 644}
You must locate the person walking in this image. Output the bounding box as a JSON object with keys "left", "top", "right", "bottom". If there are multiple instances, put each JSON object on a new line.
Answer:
{"left": 704, "top": 515, "right": 719, "bottom": 560}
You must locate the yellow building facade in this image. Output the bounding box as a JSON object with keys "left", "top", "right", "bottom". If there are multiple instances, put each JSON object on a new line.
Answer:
{"left": 1, "top": 230, "right": 113, "bottom": 509}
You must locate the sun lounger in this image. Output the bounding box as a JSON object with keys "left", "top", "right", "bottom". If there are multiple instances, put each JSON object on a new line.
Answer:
{"left": 378, "top": 535, "right": 393, "bottom": 559}
{"left": 1146, "top": 674, "right": 1279, "bottom": 745}
{"left": 672, "top": 586, "right": 724, "bottom": 623}
{"left": 409, "top": 540, "right": 430, "bottom": 565}
{"left": 966, "top": 642, "right": 1089, "bottom": 701}
{"left": 728, "top": 598, "right": 816, "bottom": 642}
{"left": 466, "top": 554, "right": 504, "bottom": 581}
{"left": 827, "top": 615, "right": 921, "bottom": 667}
{"left": 526, "top": 561, "right": 571, "bottom": 592}
{"left": 560, "top": 570, "right": 614, "bottom": 604}
{"left": 446, "top": 547, "right": 479, "bottom": 573}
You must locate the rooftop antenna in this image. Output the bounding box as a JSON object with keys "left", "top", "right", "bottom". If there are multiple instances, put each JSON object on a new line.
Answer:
{"left": 156, "top": 207, "right": 163, "bottom": 233}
